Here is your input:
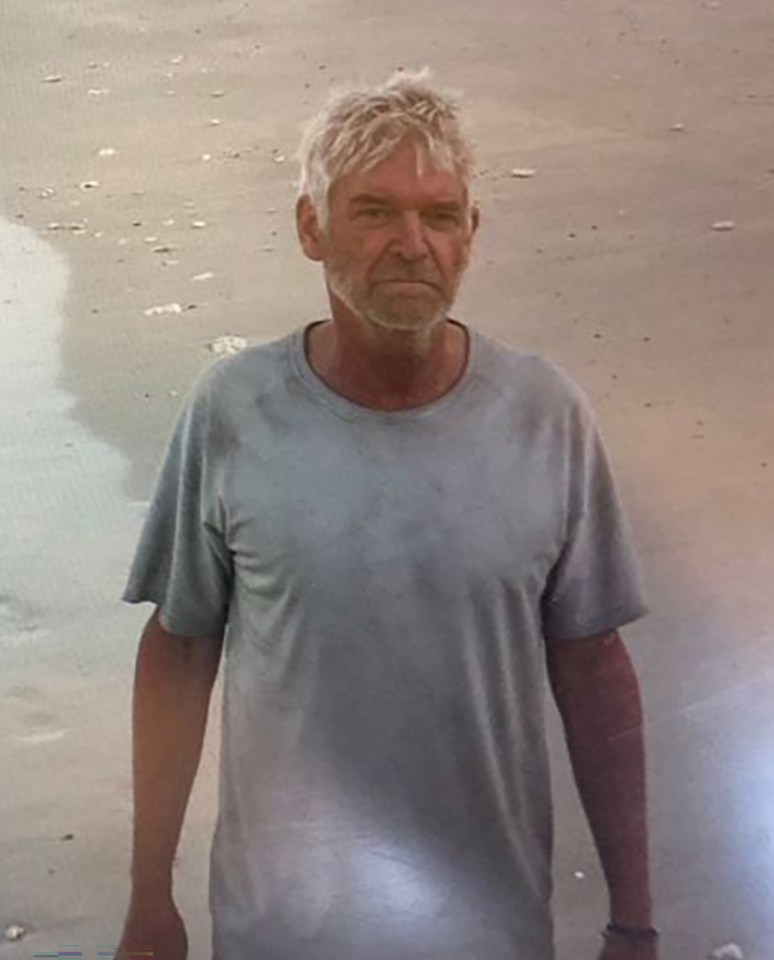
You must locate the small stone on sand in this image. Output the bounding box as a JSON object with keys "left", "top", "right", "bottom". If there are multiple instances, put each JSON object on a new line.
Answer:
{"left": 209, "top": 335, "right": 248, "bottom": 356}
{"left": 144, "top": 302, "right": 183, "bottom": 316}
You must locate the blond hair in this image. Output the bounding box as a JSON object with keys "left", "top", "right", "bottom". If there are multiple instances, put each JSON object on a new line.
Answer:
{"left": 294, "top": 67, "right": 476, "bottom": 232}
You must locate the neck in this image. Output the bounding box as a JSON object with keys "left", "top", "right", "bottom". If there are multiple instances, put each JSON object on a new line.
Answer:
{"left": 306, "top": 318, "right": 469, "bottom": 411}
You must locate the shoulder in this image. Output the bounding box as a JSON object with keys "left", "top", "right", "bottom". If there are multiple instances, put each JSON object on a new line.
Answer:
{"left": 164, "top": 332, "right": 295, "bottom": 461}
{"left": 182, "top": 331, "right": 294, "bottom": 422}
{"left": 473, "top": 330, "right": 595, "bottom": 425}
{"left": 198, "top": 333, "right": 291, "bottom": 400}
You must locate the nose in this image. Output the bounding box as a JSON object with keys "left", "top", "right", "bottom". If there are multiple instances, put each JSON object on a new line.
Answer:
{"left": 392, "top": 211, "right": 430, "bottom": 261}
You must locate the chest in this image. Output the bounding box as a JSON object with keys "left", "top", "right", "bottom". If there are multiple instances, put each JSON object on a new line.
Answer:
{"left": 222, "top": 414, "right": 568, "bottom": 604}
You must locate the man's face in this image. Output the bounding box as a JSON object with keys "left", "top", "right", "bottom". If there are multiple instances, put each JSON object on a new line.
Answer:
{"left": 304, "top": 140, "right": 479, "bottom": 334}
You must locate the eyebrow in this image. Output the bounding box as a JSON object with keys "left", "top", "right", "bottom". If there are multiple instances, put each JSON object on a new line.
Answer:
{"left": 349, "top": 194, "right": 391, "bottom": 206}
{"left": 348, "top": 194, "right": 464, "bottom": 211}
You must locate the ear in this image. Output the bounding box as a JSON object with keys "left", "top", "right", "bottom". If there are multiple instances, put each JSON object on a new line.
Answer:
{"left": 470, "top": 203, "right": 481, "bottom": 237}
{"left": 296, "top": 195, "right": 326, "bottom": 262}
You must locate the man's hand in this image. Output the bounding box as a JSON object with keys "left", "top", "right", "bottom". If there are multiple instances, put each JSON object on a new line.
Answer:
{"left": 597, "top": 934, "right": 659, "bottom": 960}
{"left": 115, "top": 896, "right": 188, "bottom": 960}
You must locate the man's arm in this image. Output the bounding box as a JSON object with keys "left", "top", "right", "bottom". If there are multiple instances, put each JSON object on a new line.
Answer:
{"left": 546, "top": 630, "right": 653, "bottom": 929}
{"left": 126, "top": 607, "right": 223, "bottom": 905}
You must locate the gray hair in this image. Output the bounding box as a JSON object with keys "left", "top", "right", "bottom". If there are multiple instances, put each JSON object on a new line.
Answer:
{"left": 294, "top": 67, "right": 476, "bottom": 233}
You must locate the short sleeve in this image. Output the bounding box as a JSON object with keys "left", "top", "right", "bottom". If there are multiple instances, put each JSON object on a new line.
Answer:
{"left": 122, "top": 372, "right": 233, "bottom": 638}
{"left": 540, "top": 397, "right": 648, "bottom": 643}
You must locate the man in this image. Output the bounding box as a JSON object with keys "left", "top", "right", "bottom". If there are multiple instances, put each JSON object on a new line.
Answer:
{"left": 117, "top": 70, "right": 657, "bottom": 960}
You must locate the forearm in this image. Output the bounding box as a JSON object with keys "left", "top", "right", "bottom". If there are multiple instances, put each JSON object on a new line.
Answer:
{"left": 548, "top": 634, "right": 652, "bottom": 927}
{"left": 130, "top": 613, "right": 221, "bottom": 902}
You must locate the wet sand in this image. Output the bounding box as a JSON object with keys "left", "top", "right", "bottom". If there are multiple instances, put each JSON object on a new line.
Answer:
{"left": 1, "top": 0, "right": 773, "bottom": 957}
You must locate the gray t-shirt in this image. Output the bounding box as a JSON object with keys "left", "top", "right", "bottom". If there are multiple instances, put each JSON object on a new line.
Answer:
{"left": 123, "top": 321, "right": 648, "bottom": 960}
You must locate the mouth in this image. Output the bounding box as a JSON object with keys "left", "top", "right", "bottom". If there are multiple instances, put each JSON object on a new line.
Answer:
{"left": 377, "top": 279, "right": 437, "bottom": 289}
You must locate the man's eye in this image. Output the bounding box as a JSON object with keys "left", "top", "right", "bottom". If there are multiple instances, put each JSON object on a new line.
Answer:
{"left": 428, "top": 211, "right": 461, "bottom": 226}
{"left": 359, "top": 207, "right": 390, "bottom": 219}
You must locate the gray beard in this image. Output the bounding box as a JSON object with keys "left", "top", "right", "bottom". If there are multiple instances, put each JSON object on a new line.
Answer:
{"left": 326, "top": 267, "right": 451, "bottom": 333}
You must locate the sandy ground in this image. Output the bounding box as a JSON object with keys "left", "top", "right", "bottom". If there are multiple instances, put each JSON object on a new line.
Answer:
{"left": 1, "top": 0, "right": 773, "bottom": 957}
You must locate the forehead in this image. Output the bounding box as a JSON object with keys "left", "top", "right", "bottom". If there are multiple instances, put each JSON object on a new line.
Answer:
{"left": 331, "top": 141, "right": 468, "bottom": 208}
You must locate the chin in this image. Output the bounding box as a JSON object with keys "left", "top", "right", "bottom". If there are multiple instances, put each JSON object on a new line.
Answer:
{"left": 364, "top": 295, "right": 450, "bottom": 333}
{"left": 365, "top": 309, "right": 448, "bottom": 334}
